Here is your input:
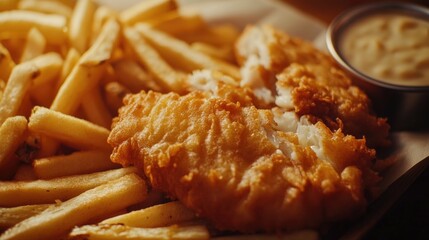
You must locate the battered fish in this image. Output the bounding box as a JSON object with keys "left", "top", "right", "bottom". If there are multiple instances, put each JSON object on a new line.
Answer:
{"left": 109, "top": 90, "right": 380, "bottom": 232}
{"left": 108, "top": 25, "right": 389, "bottom": 233}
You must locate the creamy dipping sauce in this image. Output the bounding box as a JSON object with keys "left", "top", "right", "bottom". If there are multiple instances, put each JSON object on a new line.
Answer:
{"left": 340, "top": 12, "right": 429, "bottom": 86}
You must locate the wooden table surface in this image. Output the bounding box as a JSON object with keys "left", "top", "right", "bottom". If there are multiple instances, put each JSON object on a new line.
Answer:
{"left": 279, "top": 1, "right": 429, "bottom": 239}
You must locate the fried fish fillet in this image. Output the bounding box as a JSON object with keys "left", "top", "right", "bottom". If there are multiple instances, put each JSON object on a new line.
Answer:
{"left": 236, "top": 25, "right": 390, "bottom": 148}
{"left": 109, "top": 90, "right": 380, "bottom": 232}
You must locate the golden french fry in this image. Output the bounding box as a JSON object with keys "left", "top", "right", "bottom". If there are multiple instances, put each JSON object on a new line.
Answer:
{"left": 0, "top": 167, "right": 138, "bottom": 207}
{"left": 57, "top": 47, "right": 80, "bottom": 91}
{"left": 0, "top": 204, "right": 51, "bottom": 230}
{"left": 123, "top": 27, "right": 185, "bottom": 92}
{"left": 146, "top": 10, "right": 205, "bottom": 35}
{"left": 33, "top": 150, "right": 118, "bottom": 179}
{"left": 28, "top": 106, "right": 111, "bottom": 151}
{"left": 211, "top": 231, "right": 320, "bottom": 240}
{"left": 191, "top": 42, "right": 235, "bottom": 63}
{"left": 135, "top": 24, "right": 240, "bottom": 79}
{"left": 68, "top": 0, "right": 96, "bottom": 53}
{"left": 102, "top": 201, "right": 196, "bottom": 228}
{"left": 13, "top": 164, "right": 37, "bottom": 181}
{"left": 174, "top": 24, "right": 240, "bottom": 47}
{"left": 69, "top": 224, "right": 209, "bottom": 240}
{"left": 20, "top": 28, "right": 47, "bottom": 63}
{"left": 0, "top": 0, "right": 18, "bottom": 11}
{"left": 81, "top": 87, "right": 112, "bottom": 129}
{"left": 51, "top": 19, "right": 120, "bottom": 115}
{"left": 0, "top": 116, "right": 27, "bottom": 180}
{"left": 0, "top": 64, "right": 38, "bottom": 125}
{"left": 1, "top": 173, "right": 147, "bottom": 240}
{"left": 18, "top": 0, "right": 73, "bottom": 18}
{"left": 0, "top": 10, "right": 67, "bottom": 45}
{"left": 0, "top": 43, "right": 16, "bottom": 80}
{"left": 0, "top": 53, "right": 63, "bottom": 125}
{"left": 91, "top": 5, "right": 118, "bottom": 44}
{"left": 120, "top": 0, "right": 177, "bottom": 25}
{"left": 104, "top": 81, "right": 131, "bottom": 114}
{"left": 112, "top": 59, "right": 162, "bottom": 92}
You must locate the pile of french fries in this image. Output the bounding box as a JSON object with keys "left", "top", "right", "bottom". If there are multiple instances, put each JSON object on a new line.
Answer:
{"left": 0, "top": 0, "right": 318, "bottom": 239}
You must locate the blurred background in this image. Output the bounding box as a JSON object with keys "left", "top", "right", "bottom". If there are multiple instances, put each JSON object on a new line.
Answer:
{"left": 283, "top": 0, "right": 429, "bottom": 24}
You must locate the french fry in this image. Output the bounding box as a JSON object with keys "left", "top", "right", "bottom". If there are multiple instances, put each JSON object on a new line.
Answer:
{"left": 28, "top": 106, "right": 111, "bottom": 151}
{"left": 29, "top": 81, "right": 56, "bottom": 107}
{"left": 174, "top": 24, "right": 240, "bottom": 47}
{"left": 51, "top": 19, "right": 120, "bottom": 115}
{"left": 191, "top": 42, "right": 235, "bottom": 63}
{"left": 135, "top": 24, "right": 240, "bottom": 79}
{"left": 0, "top": 116, "right": 27, "bottom": 180}
{"left": 20, "top": 27, "right": 47, "bottom": 63}
{"left": 81, "top": 87, "right": 112, "bottom": 129}
{"left": 69, "top": 224, "right": 210, "bottom": 240}
{"left": 13, "top": 164, "right": 37, "bottom": 181}
{"left": 33, "top": 150, "right": 118, "bottom": 179}
{"left": 120, "top": 0, "right": 177, "bottom": 25}
{"left": 112, "top": 58, "right": 162, "bottom": 93}
{"left": 104, "top": 82, "right": 131, "bottom": 114}
{"left": 102, "top": 201, "right": 197, "bottom": 228}
{"left": 91, "top": 5, "right": 118, "bottom": 44}
{"left": 0, "top": 10, "right": 67, "bottom": 45}
{"left": 0, "top": 0, "right": 18, "bottom": 11}
{"left": 68, "top": 0, "right": 96, "bottom": 53}
{"left": 0, "top": 204, "right": 51, "bottom": 230}
{"left": 0, "top": 173, "right": 147, "bottom": 240}
{"left": 0, "top": 167, "right": 138, "bottom": 207}
{"left": 146, "top": 9, "right": 205, "bottom": 35}
{"left": 18, "top": 0, "right": 73, "bottom": 18}
{"left": 123, "top": 27, "right": 185, "bottom": 92}
{"left": 0, "top": 53, "right": 63, "bottom": 125}
{"left": 0, "top": 43, "right": 15, "bottom": 80}
{"left": 58, "top": 48, "right": 80, "bottom": 91}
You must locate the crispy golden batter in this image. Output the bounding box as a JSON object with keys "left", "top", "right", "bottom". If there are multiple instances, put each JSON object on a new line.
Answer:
{"left": 236, "top": 25, "right": 390, "bottom": 148}
{"left": 109, "top": 90, "right": 379, "bottom": 232}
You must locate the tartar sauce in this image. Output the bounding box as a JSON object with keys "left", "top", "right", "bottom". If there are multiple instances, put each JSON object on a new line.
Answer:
{"left": 340, "top": 13, "right": 429, "bottom": 86}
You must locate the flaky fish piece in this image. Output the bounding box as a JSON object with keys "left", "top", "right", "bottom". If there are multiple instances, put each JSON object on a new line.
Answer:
{"left": 236, "top": 25, "right": 390, "bottom": 148}
{"left": 109, "top": 90, "right": 380, "bottom": 233}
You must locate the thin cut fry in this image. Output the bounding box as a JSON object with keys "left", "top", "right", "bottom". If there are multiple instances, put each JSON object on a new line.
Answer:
{"left": 0, "top": 116, "right": 27, "bottom": 180}
{"left": 191, "top": 42, "right": 235, "bottom": 63}
{"left": 91, "top": 6, "right": 117, "bottom": 44}
{"left": 135, "top": 24, "right": 240, "bottom": 79}
{"left": 103, "top": 82, "right": 131, "bottom": 114}
{"left": 0, "top": 10, "right": 67, "bottom": 45}
{"left": 146, "top": 10, "right": 205, "bottom": 35}
{"left": 112, "top": 58, "right": 162, "bottom": 92}
{"left": 57, "top": 48, "right": 80, "bottom": 91}
{"left": 51, "top": 19, "right": 120, "bottom": 115}
{"left": 0, "top": 43, "right": 15, "bottom": 80}
{"left": 174, "top": 24, "right": 240, "bottom": 47}
{"left": 33, "top": 150, "right": 118, "bottom": 179}
{"left": 13, "top": 164, "right": 37, "bottom": 181}
{"left": 69, "top": 224, "right": 209, "bottom": 240}
{"left": 68, "top": 0, "right": 96, "bottom": 53}
{"left": 102, "top": 201, "right": 196, "bottom": 228}
{"left": 20, "top": 28, "right": 47, "bottom": 63}
{"left": 123, "top": 27, "right": 185, "bottom": 92}
{"left": 18, "top": 0, "right": 73, "bottom": 18}
{"left": 120, "top": 0, "right": 177, "bottom": 25}
{"left": 0, "top": 204, "right": 51, "bottom": 229}
{"left": 0, "top": 53, "right": 63, "bottom": 125}
{"left": 0, "top": 64, "right": 39, "bottom": 126}
{"left": 28, "top": 106, "right": 111, "bottom": 151}
{"left": 0, "top": 167, "right": 138, "bottom": 207}
{"left": 0, "top": 173, "right": 147, "bottom": 240}
{"left": 81, "top": 87, "right": 112, "bottom": 129}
